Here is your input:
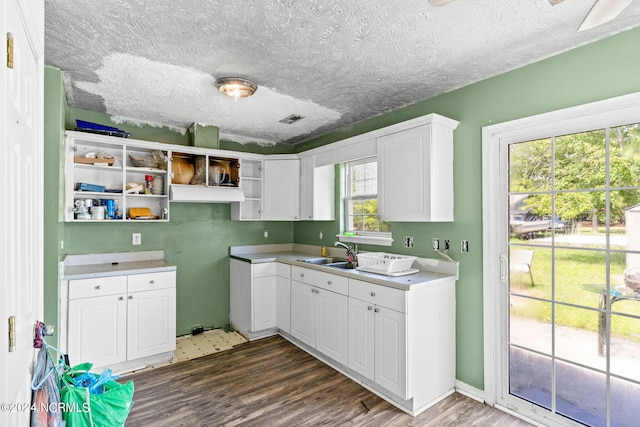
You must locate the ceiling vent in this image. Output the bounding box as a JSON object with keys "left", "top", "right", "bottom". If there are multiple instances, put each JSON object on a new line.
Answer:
{"left": 279, "top": 114, "right": 305, "bottom": 124}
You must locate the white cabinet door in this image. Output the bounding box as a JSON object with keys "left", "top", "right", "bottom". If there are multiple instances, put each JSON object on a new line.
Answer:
{"left": 377, "top": 118, "right": 457, "bottom": 222}
{"left": 275, "top": 274, "right": 290, "bottom": 333}
{"left": 316, "top": 288, "right": 348, "bottom": 365}
{"left": 127, "top": 288, "right": 177, "bottom": 360}
{"left": 290, "top": 281, "right": 315, "bottom": 347}
{"left": 348, "top": 298, "right": 375, "bottom": 380}
{"left": 263, "top": 159, "right": 300, "bottom": 220}
{"left": 68, "top": 294, "right": 127, "bottom": 368}
{"left": 299, "top": 156, "right": 335, "bottom": 221}
{"left": 374, "top": 306, "right": 408, "bottom": 399}
{"left": 252, "top": 276, "right": 277, "bottom": 331}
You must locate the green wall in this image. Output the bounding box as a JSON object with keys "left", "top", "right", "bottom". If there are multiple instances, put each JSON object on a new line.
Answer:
{"left": 44, "top": 26, "right": 640, "bottom": 390}
{"left": 294, "top": 27, "right": 640, "bottom": 389}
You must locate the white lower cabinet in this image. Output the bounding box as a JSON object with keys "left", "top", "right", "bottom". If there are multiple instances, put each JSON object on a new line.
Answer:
{"left": 230, "top": 259, "right": 284, "bottom": 340}
{"left": 348, "top": 285, "right": 408, "bottom": 398}
{"left": 348, "top": 277, "right": 456, "bottom": 414}
{"left": 68, "top": 292, "right": 127, "bottom": 368}
{"left": 290, "top": 266, "right": 348, "bottom": 365}
{"left": 252, "top": 275, "right": 276, "bottom": 331}
{"left": 127, "top": 287, "right": 177, "bottom": 360}
{"left": 67, "top": 270, "right": 176, "bottom": 369}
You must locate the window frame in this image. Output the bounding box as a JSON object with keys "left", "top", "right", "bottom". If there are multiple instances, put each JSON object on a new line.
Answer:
{"left": 343, "top": 157, "right": 392, "bottom": 238}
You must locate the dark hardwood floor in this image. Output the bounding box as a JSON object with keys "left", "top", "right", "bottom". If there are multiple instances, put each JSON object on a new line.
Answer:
{"left": 124, "top": 335, "right": 531, "bottom": 426}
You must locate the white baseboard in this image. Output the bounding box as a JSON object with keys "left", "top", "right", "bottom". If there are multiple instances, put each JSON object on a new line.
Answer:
{"left": 454, "top": 380, "right": 485, "bottom": 403}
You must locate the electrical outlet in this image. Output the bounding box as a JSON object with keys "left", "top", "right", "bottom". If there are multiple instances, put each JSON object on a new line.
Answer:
{"left": 433, "top": 238, "right": 440, "bottom": 251}
{"left": 132, "top": 233, "right": 141, "bottom": 245}
{"left": 319, "top": 231, "right": 324, "bottom": 240}
{"left": 461, "top": 240, "right": 469, "bottom": 253}
{"left": 444, "top": 239, "right": 450, "bottom": 251}
{"left": 263, "top": 230, "right": 269, "bottom": 239}
{"left": 404, "top": 236, "right": 414, "bottom": 248}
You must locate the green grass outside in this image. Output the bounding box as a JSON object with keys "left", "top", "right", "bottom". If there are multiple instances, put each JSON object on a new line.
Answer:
{"left": 510, "top": 239, "right": 640, "bottom": 342}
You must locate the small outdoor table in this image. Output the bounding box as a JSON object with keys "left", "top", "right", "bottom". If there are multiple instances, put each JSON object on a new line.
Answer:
{"left": 581, "top": 284, "right": 640, "bottom": 356}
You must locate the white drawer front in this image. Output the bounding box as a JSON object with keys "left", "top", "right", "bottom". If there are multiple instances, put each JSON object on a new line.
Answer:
{"left": 276, "top": 262, "right": 290, "bottom": 279}
{"left": 292, "top": 266, "right": 348, "bottom": 295}
{"left": 69, "top": 276, "right": 127, "bottom": 300}
{"left": 128, "top": 271, "right": 176, "bottom": 293}
{"left": 254, "top": 262, "right": 276, "bottom": 278}
{"left": 349, "top": 279, "right": 407, "bottom": 313}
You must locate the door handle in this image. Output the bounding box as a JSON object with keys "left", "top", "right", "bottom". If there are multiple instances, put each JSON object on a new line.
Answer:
{"left": 500, "top": 254, "right": 508, "bottom": 282}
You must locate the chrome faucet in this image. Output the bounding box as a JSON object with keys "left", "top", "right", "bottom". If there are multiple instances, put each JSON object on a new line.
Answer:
{"left": 334, "top": 241, "right": 355, "bottom": 259}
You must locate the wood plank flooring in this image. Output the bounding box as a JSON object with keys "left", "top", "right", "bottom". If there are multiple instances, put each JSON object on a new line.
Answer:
{"left": 124, "top": 335, "right": 532, "bottom": 426}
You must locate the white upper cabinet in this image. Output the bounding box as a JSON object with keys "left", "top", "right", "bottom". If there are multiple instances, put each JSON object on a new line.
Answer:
{"left": 299, "top": 156, "right": 335, "bottom": 221}
{"left": 231, "top": 159, "right": 264, "bottom": 221}
{"left": 263, "top": 159, "right": 300, "bottom": 221}
{"left": 377, "top": 114, "right": 459, "bottom": 222}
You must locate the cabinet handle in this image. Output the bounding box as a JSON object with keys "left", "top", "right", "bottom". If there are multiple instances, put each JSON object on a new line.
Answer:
{"left": 370, "top": 292, "right": 376, "bottom": 297}
{"left": 327, "top": 280, "right": 332, "bottom": 285}
{"left": 374, "top": 308, "right": 379, "bottom": 313}
{"left": 118, "top": 296, "right": 124, "bottom": 301}
{"left": 367, "top": 306, "right": 372, "bottom": 311}
{"left": 300, "top": 273, "right": 304, "bottom": 278}
{"left": 94, "top": 285, "right": 101, "bottom": 290}
{"left": 150, "top": 280, "right": 155, "bottom": 284}
{"left": 128, "top": 295, "right": 134, "bottom": 299}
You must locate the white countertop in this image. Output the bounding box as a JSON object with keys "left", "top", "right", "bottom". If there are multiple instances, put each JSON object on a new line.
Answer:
{"left": 61, "top": 250, "right": 176, "bottom": 280}
{"left": 230, "top": 245, "right": 458, "bottom": 290}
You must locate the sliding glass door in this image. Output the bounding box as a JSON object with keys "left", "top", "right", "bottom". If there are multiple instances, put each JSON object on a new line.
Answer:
{"left": 483, "top": 96, "right": 640, "bottom": 427}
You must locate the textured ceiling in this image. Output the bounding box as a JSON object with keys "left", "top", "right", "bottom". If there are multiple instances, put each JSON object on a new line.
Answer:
{"left": 44, "top": 0, "right": 640, "bottom": 145}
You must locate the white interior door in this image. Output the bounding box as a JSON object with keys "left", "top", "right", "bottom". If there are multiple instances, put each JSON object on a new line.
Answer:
{"left": 0, "top": 0, "right": 44, "bottom": 425}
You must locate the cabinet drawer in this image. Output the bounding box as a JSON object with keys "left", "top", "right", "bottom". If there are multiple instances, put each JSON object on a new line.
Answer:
{"left": 254, "top": 262, "right": 276, "bottom": 278}
{"left": 69, "top": 276, "right": 127, "bottom": 300}
{"left": 349, "top": 279, "right": 407, "bottom": 313}
{"left": 292, "top": 266, "right": 348, "bottom": 295}
{"left": 128, "top": 271, "right": 176, "bottom": 293}
{"left": 276, "top": 262, "right": 290, "bottom": 279}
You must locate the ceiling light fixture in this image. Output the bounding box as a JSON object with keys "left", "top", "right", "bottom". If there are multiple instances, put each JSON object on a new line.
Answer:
{"left": 214, "top": 77, "right": 258, "bottom": 99}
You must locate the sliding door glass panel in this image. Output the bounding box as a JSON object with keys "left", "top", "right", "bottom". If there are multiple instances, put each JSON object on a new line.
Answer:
{"left": 555, "top": 360, "right": 607, "bottom": 426}
{"left": 554, "top": 130, "right": 606, "bottom": 191}
{"left": 509, "top": 246, "right": 551, "bottom": 296}
{"left": 609, "top": 124, "right": 640, "bottom": 188}
{"left": 505, "top": 122, "right": 640, "bottom": 426}
{"left": 509, "top": 139, "right": 551, "bottom": 192}
{"left": 610, "top": 314, "right": 640, "bottom": 382}
{"left": 508, "top": 193, "right": 556, "bottom": 245}
{"left": 555, "top": 305, "right": 604, "bottom": 371}
{"left": 509, "top": 297, "right": 551, "bottom": 354}
{"left": 509, "top": 347, "right": 552, "bottom": 410}
{"left": 554, "top": 248, "right": 608, "bottom": 307}
{"left": 611, "top": 376, "right": 639, "bottom": 427}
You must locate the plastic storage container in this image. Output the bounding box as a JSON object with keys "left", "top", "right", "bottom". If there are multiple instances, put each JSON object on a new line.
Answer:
{"left": 356, "top": 252, "right": 417, "bottom": 275}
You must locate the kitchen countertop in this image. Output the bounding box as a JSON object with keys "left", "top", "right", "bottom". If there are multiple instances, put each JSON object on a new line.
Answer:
{"left": 61, "top": 250, "right": 176, "bottom": 280}
{"left": 230, "top": 246, "right": 458, "bottom": 290}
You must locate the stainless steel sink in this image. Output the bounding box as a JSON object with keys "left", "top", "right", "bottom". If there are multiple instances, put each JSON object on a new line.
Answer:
{"left": 298, "top": 257, "right": 335, "bottom": 265}
{"left": 327, "top": 261, "right": 356, "bottom": 270}
{"left": 298, "top": 257, "right": 352, "bottom": 267}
